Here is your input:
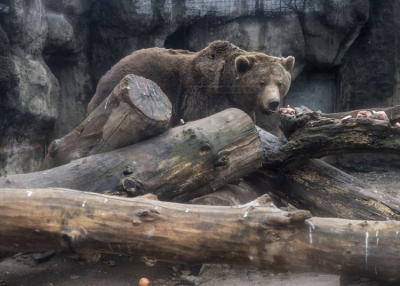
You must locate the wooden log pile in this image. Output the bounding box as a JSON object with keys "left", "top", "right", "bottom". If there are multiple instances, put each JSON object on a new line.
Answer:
{"left": 1, "top": 75, "right": 400, "bottom": 283}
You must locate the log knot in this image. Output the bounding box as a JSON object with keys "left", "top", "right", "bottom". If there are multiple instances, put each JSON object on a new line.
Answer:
{"left": 62, "top": 229, "right": 84, "bottom": 252}
{"left": 123, "top": 166, "right": 134, "bottom": 175}
{"left": 120, "top": 178, "right": 146, "bottom": 197}
{"left": 183, "top": 128, "right": 196, "bottom": 139}
{"left": 289, "top": 210, "right": 312, "bottom": 223}
{"left": 200, "top": 141, "right": 212, "bottom": 155}
{"left": 48, "top": 140, "right": 59, "bottom": 158}
{"left": 263, "top": 210, "right": 312, "bottom": 226}
{"left": 76, "top": 124, "right": 84, "bottom": 133}
{"left": 215, "top": 156, "right": 230, "bottom": 169}
{"left": 133, "top": 209, "right": 161, "bottom": 222}
{"left": 253, "top": 194, "right": 273, "bottom": 206}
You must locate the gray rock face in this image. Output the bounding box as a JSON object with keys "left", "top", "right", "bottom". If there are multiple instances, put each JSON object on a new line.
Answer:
{"left": 338, "top": 0, "right": 400, "bottom": 111}
{"left": 0, "top": 0, "right": 371, "bottom": 174}
{"left": 301, "top": 0, "right": 369, "bottom": 68}
{"left": 0, "top": 25, "right": 18, "bottom": 94}
{"left": 335, "top": 0, "right": 400, "bottom": 170}
{"left": 0, "top": 0, "right": 93, "bottom": 174}
{"left": 182, "top": 16, "right": 306, "bottom": 78}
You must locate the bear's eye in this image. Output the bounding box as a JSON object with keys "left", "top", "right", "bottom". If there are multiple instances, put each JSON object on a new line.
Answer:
{"left": 259, "top": 81, "right": 266, "bottom": 86}
{"left": 277, "top": 81, "right": 282, "bottom": 87}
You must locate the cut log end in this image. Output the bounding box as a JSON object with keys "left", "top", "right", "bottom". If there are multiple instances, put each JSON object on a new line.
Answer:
{"left": 38, "top": 75, "right": 173, "bottom": 171}
{"left": 122, "top": 75, "right": 172, "bottom": 123}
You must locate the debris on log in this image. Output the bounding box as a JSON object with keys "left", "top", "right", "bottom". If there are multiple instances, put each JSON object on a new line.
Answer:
{"left": 39, "top": 75, "right": 172, "bottom": 171}
{"left": 323, "top": 105, "right": 400, "bottom": 124}
{"left": 264, "top": 106, "right": 400, "bottom": 167}
{"left": 0, "top": 188, "right": 400, "bottom": 283}
{"left": 1, "top": 109, "right": 263, "bottom": 202}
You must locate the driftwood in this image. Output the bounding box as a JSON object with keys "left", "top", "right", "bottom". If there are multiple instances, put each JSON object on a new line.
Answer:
{"left": 39, "top": 75, "right": 172, "bottom": 171}
{"left": 1, "top": 109, "right": 262, "bottom": 202}
{"left": 1, "top": 188, "right": 400, "bottom": 283}
{"left": 254, "top": 127, "right": 400, "bottom": 220}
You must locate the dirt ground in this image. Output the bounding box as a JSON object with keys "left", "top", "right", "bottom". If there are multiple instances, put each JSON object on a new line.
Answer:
{"left": 0, "top": 254, "right": 339, "bottom": 286}
{"left": 1, "top": 167, "right": 398, "bottom": 286}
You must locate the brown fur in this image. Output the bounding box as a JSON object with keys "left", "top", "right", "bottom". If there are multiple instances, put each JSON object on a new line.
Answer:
{"left": 87, "top": 41, "right": 295, "bottom": 124}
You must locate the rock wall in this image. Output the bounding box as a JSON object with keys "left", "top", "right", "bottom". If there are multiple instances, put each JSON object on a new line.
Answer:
{"left": 0, "top": 0, "right": 375, "bottom": 174}
{"left": 336, "top": 0, "right": 400, "bottom": 170}
{"left": 338, "top": 0, "right": 400, "bottom": 111}
{"left": 0, "top": 0, "right": 93, "bottom": 174}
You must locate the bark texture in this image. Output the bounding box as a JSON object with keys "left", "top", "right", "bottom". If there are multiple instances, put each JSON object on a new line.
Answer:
{"left": 0, "top": 188, "right": 399, "bottom": 283}
{"left": 251, "top": 159, "right": 400, "bottom": 220}
{"left": 255, "top": 126, "right": 400, "bottom": 220}
{"left": 264, "top": 106, "right": 400, "bottom": 167}
{"left": 39, "top": 75, "right": 172, "bottom": 171}
{"left": 1, "top": 109, "right": 262, "bottom": 202}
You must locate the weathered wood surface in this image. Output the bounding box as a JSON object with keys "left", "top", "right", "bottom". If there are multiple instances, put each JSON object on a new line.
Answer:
{"left": 264, "top": 106, "right": 400, "bottom": 167}
{"left": 1, "top": 188, "right": 400, "bottom": 283}
{"left": 251, "top": 159, "right": 400, "bottom": 220}
{"left": 189, "top": 182, "right": 259, "bottom": 206}
{"left": 39, "top": 75, "right": 172, "bottom": 171}
{"left": 2, "top": 109, "right": 262, "bottom": 202}
{"left": 256, "top": 127, "right": 400, "bottom": 220}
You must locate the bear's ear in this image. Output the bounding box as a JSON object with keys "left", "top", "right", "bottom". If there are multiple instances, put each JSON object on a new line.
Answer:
{"left": 281, "top": 56, "right": 295, "bottom": 72}
{"left": 235, "top": 56, "right": 254, "bottom": 74}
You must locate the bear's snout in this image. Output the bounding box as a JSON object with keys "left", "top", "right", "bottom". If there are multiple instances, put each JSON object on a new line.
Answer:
{"left": 268, "top": 100, "right": 280, "bottom": 111}
{"left": 260, "top": 99, "right": 280, "bottom": 114}
{"left": 258, "top": 84, "right": 282, "bottom": 115}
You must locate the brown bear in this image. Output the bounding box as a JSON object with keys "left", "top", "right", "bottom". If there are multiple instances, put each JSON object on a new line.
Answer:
{"left": 87, "top": 41, "right": 294, "bottom": 125}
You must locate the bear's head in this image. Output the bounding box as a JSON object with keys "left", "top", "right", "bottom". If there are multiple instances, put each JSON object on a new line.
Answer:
{"left": 232, "top": 54, "right": 295, "bottom": 115}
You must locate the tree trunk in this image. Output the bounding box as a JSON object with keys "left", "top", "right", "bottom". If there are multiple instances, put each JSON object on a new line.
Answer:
{"left": 265, "top": 106, "right": 400, "bottom": 167}
{"left": 254, "top": 127, "right": 400, "bottom": 220}
{"left": 2, "top": 109, "right": 262, "bottom": 202}
{"left": 39, "top": 75, "right": 172, "bottom": 171}
{"left": 251, "top": 159, "right": 400, "bottom": 220}
{"left": 1, "top": 188, "right": 399, "bottom": 283}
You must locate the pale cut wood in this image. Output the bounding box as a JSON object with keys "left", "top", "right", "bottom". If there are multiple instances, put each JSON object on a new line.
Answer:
{"left": 0, "top": 188, "right": 399, "bottom": 283}
{"left": 1, "top": 109, "right": 263, "bottom": 202}
{"left": 39, "top": 75, "right": 172, "bottom": 171}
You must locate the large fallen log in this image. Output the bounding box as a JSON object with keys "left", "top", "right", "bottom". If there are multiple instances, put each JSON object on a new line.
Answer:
{"left": 1, "top": 188, "right": 399, "bottom": 283}
{"left": 39, "top": 75, "right": 172, "bottom": 171}
{"left": 253, "top": 127, "right": 400, "bottom": 220}
{"left": 1, "top": 109, "right": 262, "bottom": 202}
{"left": 264, "top": 106, "right": 400, "bottom": 167}
{"left": 251, "top": 159, "right": 400, "bottom": 220}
